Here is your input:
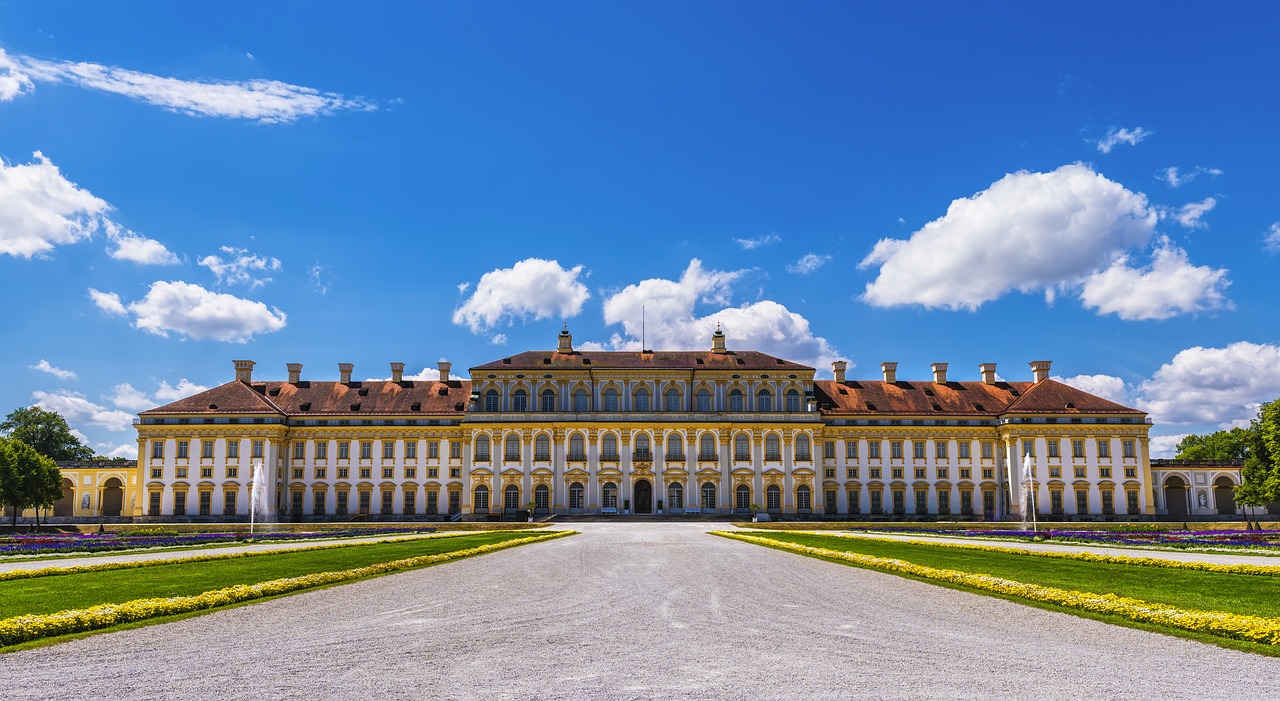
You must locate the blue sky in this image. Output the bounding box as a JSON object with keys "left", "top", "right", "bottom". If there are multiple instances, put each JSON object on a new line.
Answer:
{"left": 2, "top": 2, "right": 1278, "bottom": 459}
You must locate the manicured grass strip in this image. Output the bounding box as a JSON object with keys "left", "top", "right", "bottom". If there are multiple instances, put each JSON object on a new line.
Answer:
{"left": 816, "top": 532, "right": 1280, "bottom": 577}
{"left": 0, "top": 531, "right": 514, "bottom": 584}
{"left": 714, "top": 531, "right": 1280, "bottom": 647}
{"left": 0, "top": 532, "right": 549, "bottom": 618}
{"left": 733, "top": 531, "right": 1280, "bottom": 618}
{"left": 0, "top": 530, "right": 572, "bottom": 648}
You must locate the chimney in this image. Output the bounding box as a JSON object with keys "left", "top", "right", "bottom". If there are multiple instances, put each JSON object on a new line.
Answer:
{"left": 437, "top": 361, "right": 451, "bottom": 383}
{"left": 832, "top": 360, "right": 847, "bottom": 384}
{"left": 980, "top": 363, "right": 997, "bottom": 385}
{"left": 881, "top": 362, "right": 897, "bottom": 384}
{"left": 711, "top": 323, "right": 727, "bottom": 354}
{"left": 1030, "top": 360, "right": 1052, "bottom": 383}
{"left": 338, "top": 363, "right": 354, "bottom": 384}
{"left": 931, "top": 363, "right": 948, "bottom": 384}
{"left": 233, "top": 360, "right": 255, "bottom": 383}
{"left": 287, "top": 363, "right": 302, "bottom": 384}
{"left": 390, "top": 362, "right": 405, "bottom": 384}
{"left": 557, "top": 324, "right": 573, "bottom": 353}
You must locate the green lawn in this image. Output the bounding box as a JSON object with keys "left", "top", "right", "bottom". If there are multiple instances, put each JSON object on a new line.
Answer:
{"left": 0, "top": 531, "right": 535, "bottom": 618}
{"left": 740, "top": 532, "right": 1280, "bottom": 618}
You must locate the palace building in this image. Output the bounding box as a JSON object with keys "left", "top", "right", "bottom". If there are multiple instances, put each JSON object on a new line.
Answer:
{"left": 123, "top": 327, "right": 1181, "bottom": 522}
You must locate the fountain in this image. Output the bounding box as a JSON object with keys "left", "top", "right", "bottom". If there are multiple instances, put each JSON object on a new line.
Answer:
{"left": 249, "top": 460, "right": 270, "bottom": 535}
{"left": 1020, "top": 452, "right": 1038, "bottom": 534}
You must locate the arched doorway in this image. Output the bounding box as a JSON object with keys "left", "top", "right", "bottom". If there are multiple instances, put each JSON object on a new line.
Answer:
{"left": 53, "top": 478, "right": 75, "bottom": 517}
{"left": 766, "top": 485, "right": 781, "bottom": 513}
{"left": 1214, "top": 476, "right": 1236, "bottom": 516}
{"left": 634, "top": 479, "right": 652, "bottom": 514}
{"left": 101, "top": 478, "right": 124, "bottom": 517}
{"left": 1163, "top": 476, "right": 1188, "bottom": 519}
{"left": 473, "top": 484, "right": 490, "bottom": 514}
{"left": 534, "top": 484, "right": 550, "bottom": 514}
{"left": 735, "top": 484, "right": 751, "bottom": 512}
{"left": 568, "top": 482, "right": 584, "bottom": 512}
{"left": 667, "top": 482, "right": 683, "bottom": 514}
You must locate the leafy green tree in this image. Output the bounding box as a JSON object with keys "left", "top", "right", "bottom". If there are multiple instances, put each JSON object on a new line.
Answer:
{"left": 1174, "top": 427, "right": 1254, "bottom": 461}
{"left": 0, "top": 438, "right": 60, "bottom": 526}
{"left": 0, "top": 406, "right": 93, "bottom": 461}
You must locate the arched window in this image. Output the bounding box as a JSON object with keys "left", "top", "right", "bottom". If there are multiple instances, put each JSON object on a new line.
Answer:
{"left": 484, "top": 389, "right": 499, "bottom": 412}
{"left": 696, "top": 388, "right": 711, "bottom": 412}
{"left": 701, "top": 482, "right": 717, "bottom": 510}
{"left": 504, "top": 484, "right": 520, "bottom": 510}
{"left": 729, "top": 389, "right": 744, "bottom": 411}
{"left": 569, "top": 482, "right": 584, "bottom": 510}
{"left": 534, "top": 484, "right": 549, "bottom": 512}
{"left": 541, "top": 389, "right": 556, "bottom": 412}
{"left": 569, "top": 432, "right": 586, "bottom": 461}
{"left": 668, "top": 482, "right": 684, "bottom": 509}
{"left": 786, "top": 389, "right": 800, "bottom": 412}
{"left": 667, "top": 433, "right": 684, "bottom": 461}
{"left": 796, "top": 434, "right": 811, "bottom": 461}
{"left": 634, "top": 387, "right": 651, "bottom": 412}
{"left": 474, "top": 484, "right": 490, "bottom": 512}
{"left": 603, "top": 388, "right": 620, "bottom": 411}
{"left": 504, "top": 434, "right": 520, "bottom": 461}
{"left": 573, "top": 389, "right": 589, "bottom": 412}
{"left": 602, "top": 433, "right": 619, "bottom": 461}
{"left": 635, "top": 433, "right": 651, "bottom": 459}
{"left": 665, "top": 388, "right": 681, "bottom": 412}
{"left": 734, "top": 434, "right": 750, "bottom": 461}
{"left": 474, "top": 434, "right": 490, "bottom": 461}
{"left": 534, "top": 433, "right": 550, "bottom": 461}
{"left": 736, "top": 484, "right": 751, "bottom": 511}
{"left": 699, "top": 433, "right": 716, "bottom": 461}
{"left": 796, "top": 484, "right": 812, "bottom": 511}
{"left": 512, "top": 389, "right": 527, "bottom": 413}
{"left": 766, "top": 485, "right": 781, "bottom": 512}
{"left": 602, "top": 483, "right": 618, "bottom": 509}
{"left": 757, "top": 389, "right": 772, "bottom": 412}
{"left": 765, "top": 434, "right": 781, "bottom": 461}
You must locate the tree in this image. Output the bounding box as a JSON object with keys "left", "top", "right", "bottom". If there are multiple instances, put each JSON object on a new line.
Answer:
{"left": 1174, "top": 427, "right": 1254, "bottom": 461}
{"left": 0, "top": 437, "right": 60, "bottom": 527}
{"left": 0, "top": 406, "right": 93, "bottom": 461}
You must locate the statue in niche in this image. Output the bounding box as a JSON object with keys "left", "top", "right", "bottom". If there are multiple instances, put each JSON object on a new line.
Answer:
{"left": 80, "top": 494, "right": 91, "bottom": 510}
{"left": 1197, "top": 492, "right": 1208, "bottom": 509}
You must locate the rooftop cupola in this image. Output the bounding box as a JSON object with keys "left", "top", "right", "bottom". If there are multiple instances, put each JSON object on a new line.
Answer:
{"left": 557, "top": 324, "right": 573, "bottom": 353}
{"left": 832, "top": 360, "right": 847, "bottom": 384}
{"left": 1030, "top": 360, "right": 1052, "bottom": 383}
{"left": 339, "top": 363, "right": 354, "bottom": 384}
{"left": 980, "top": 363, "right": 997, "bottom": 385}
{"left": 932, "top": 363, "right": 948, "bottom": 384}
{"left": 233, "top": 360, "right": 255, "bottom": 383}
{"left": 287, "top": 363, "right": 302, "bottom": 384}
{"left": 881, "top": 362, "right": 898, "bottom": 384}
{"left": 438, "top": 361, "right": 451, "bottom": 383}
{"left": 390, "top": 362, "right": 405, "bottom": 384}
{"left": 711, "top": 323, "right": 727, "bottom": 354}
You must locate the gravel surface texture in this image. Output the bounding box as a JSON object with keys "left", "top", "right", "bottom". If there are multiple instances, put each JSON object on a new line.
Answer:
{"left": 1, "top": 522, "right": 1275, "bottom": 700}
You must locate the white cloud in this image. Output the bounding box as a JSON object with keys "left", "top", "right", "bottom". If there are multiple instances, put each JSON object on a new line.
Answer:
{"left": 490, "top": 333, "right": 508, "bottom": 345}
{"left": 734, "top": 233, "right": 781, "bottom": 250}
{"left": 1079, "top": 238, "right": 1230, "bottom": 320}
{"left": 366, "top": 364, "right": 452, "bottom": 382}
{"left": 1157, "top": 166, "right": 1222, "bottom": 188}
{"left": 786, "top": 253, "right": 832, "bottom": 275}
{"left": 109, "top": 378, "right": 210, "bottom": 411}
{"left": 6, "top": 49, "right": 374, "bottom": 123}
{"left": 199, "top": 246, "right": 281, "bottom": 288}
{"left": 88, "top": 287, "right": 127, "bottom": 316}
{"left": 1135, "top": 341, "right": 1280, "bottom": 426}
{"left": 452, "top": 258, "right": 590, "bottom": 333}
{"left": 457, "top": 282, "right": 471, "bottom": 295}
{"left": 154, "top": 379, "right": 210, "bottom": 401}
{"left": 105, "top": 222, "right": 180, "bottom": 265}
{"left": 100, "top": 443, "right": 138, "bottom": 459}
{"left": 0, "top": 151, "right": 110, "bottom": 258}
{"left": 1264, "top": 222, "right": 1280, "bottom": 253}
{"left": 109, "top": 280, "right": 287, "bottom": 342}
{"left": 1094, "top": 126, "right": 1152, "bottom": 154}
{"left": 308, "top": 261, "right": 332, "bottom": 294}
{"left": 1054, "top": 374, "right": 1130, "bottom": 405}
{"left": 596, "top": 259, "right": 840, "bottom": 370}
{"left": 1148, "top": 434, "right": 1187, "bottom": 459}
{"left": 30, "top": 359, "right": 76, "bottom": 380}
{"left": 1164, "top": 197, "right": 1216, "bottom": 229}
{"left": 31, "top": 389, "right": 136, "bottom": 432}
{"left": 71, "top": 428, "right": 91, "bottom": 445}
{"left": 859, "top": 164, "right": 1156, "bottom": 311}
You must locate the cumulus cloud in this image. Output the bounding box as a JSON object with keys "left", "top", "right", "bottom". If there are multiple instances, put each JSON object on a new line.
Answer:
{"left": 1148, "top": 434, "right": 1187, "bottom": 459}
{"left": 105, "top": 222, "right": 180, "bottom": 265}
{"left": 98, "top": 442, "right": 138, "bottom": 459}
{"left": 199, "top": 246, "right": 281, "bottom": 287}
{"left": 3, "top": 48, "right": 374, "bottom": 123}
{"left": 1079, "top": 238, "right": 1230, "bottom": 320}
{"left": 154, "top": 379, "right": 210, "bottom": 401}
{"left": 1054, "top": 374, "right": 1130, "bottom": 405}
{"left": 1135, "top": 341, "right": 1280, "bottom": 427}
{"left": 734, "top": 233, "right": 781, "bottom": 250}
{"left": 1264, "top": 222, "right": 1280, "bottom": 253}
{"left": 100, "top": 281, "right": 287, "bottom": 342}
{"left": 0, "top": 151, "right": 110, "bottom": 258}
{"left": 88, "top": 288, "right": 127, "bottom": 316}
{"left": 452, "top": 258, "right": 590, "bottom": 333}
{"left": 1164, "top": 197, "right": 1216, "bottom": 229}
{"left": 859, "top": 164, "right": 1157, "bottom": 311}
{"left": 366, "top": 364, "right": 453, "bottom": 382}
{"left": 30, "top": 359, "right": 77, "bottom": 380}
{"left": 1094, "top": 126, "right": 1152, "bottom": 153}
{"left": 786, "top": 253, "right": 832, "bottom": 275}
{"left": 596, "top": 259, "right": 840, "bottom": 369}
{"left": 32, "top": 389, "right": 136, "bottom": 432}
{"left": 109, "top": 378, "right": 210, "bottom": 411}
{"left": 491, "top": 333, "right": 508, "bottom": 345}
{"left": 1157, "top": 166, "right": 1222, "bottom": 188}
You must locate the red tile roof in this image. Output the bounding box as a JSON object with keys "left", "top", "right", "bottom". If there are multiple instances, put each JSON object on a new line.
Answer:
{"left": 471, "top": 350, "right": 811, "bottom": 372}
{"left": 815, "top": 378, "right": 1142, "bottom": 416}
{"left": 140, "top": 379, "right": 472, "bottom": 416}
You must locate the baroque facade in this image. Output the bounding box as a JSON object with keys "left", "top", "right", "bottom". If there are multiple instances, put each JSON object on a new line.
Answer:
{"left": 130, "top": 328, "right": 1163, "bottom": 521}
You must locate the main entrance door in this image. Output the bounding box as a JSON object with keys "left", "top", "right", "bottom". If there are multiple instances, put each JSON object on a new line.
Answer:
{"left": 634, "top": 479, "right": 653, "bottom": 514}
{"left": 1164, "top": 476, "right": 1188, "bottom": 518}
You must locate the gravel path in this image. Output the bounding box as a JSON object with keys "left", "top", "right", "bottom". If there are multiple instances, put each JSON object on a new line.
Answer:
{"left": 1, "top": 522, "right": 1274, "bottom": 700}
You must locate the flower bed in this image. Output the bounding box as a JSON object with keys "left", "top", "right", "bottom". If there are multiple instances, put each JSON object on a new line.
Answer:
{"left": 714, "top": 531, "right": 1280, "bottom": 646}
{"left": 870, "top": 528, "right": 1280, "bottom": 551}
{"left": 0, "top": 530, "right": 573, "bottom": 647}
{"left": 0, "top": 527, "right": 440, "bottom": 557}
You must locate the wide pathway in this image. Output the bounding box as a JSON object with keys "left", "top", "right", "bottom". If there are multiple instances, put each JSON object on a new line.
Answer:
{"left": 1, "top": 522, "right": 1275, "bottom": 700}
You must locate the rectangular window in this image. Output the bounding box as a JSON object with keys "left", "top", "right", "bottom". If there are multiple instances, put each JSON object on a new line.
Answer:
{"left": 176, "top": 467, "right": 187, "bottom": 478}
{"left": 314, "top": 491, "right": 326, "bottom": 515}
{"left": 892, "top": 490, "right": 905, "bottom": 514}
{"left": 405, "top": 468, "right": 416, "bottom": 478}
{"left": 406, "top": 443, "right": 417, "bottom": 459}
{"left": 1126, "top": 490, "right": 1140, "bottom": 515}
{"left": 450, "top": 467, "right": 460, "bottom": 478}
{"left": 914, "top": 490, "right": 927, "bottom": 514}
{"left": 294, "top": 442, "right": 305, "bottom": 460}
{"left": 892, "top": 467, "right": 904, "bottom": 479}
{"left": 360, "top": 468, "right": 372, "bottom": 478}
{"left": 847, "top": 489, "right": 860, "bottom": 514}
{"left": 1097, "top": 440, "right": 1110, "bottom": 458}
{"left": 847, "top": 467, "right": 858, "bottom": 479}
{"left": 428, "top": 467, "right": 438, "bottom": 478}
{"left": 1049, "top": 467, "right": 1061, "bottom": 478}
{"left": 151, "top": 467, "right": 163, "bottom": 478}
{"left": 313, "top": 468, "right": 323, "bottom": 479}
{"left": 1050, "top": 489, "right": 1064, "bottom": 515}
{"left": 1100, "top": 467, "right": 1112, "bottom": 478}
{"left": 338, "top": 468, "right": 349, "bottom": 479}
{"left": 202, "top": 440, "right": 214, "bottom": 459}
{"left": 936, "top": 468, "right": 948, "bottom": 479}
{"left": 383, "top": 442, "right": 394, "bottom": 459}
{"left": 870, "top": 490, "right": 883, "bottom": 513}
{"left": 360, "top": 442, "right": 372, "bottom": 459}
{"left": 1076, "top": 489, "right": 1089, "bottom": 514}
{"left": 174, "top": 491, "right": 187, "bottom": 515}
{"left": 935, "top": 441, "right": 948, "bottom": 459}
{"left": 404, "top": 491, "right": 416, "bottom": 514}
{"left": 912, "top": 442, "right": 925, "bottom": 459}
{"left": 224, "top": 491, "right": 237, "bottom": 516}
{"left": 1122, "top": 440, "right": 1135, "bottom": 458}
{"left": 981, "top": 442, "right": 993, "bottom": 459}
{"left": 1101, "top": 491, "right": 1115, "bottom": 515}
{"left": 938, "top": 490, "right": 950, "bottom": 515}
{"left": 1075, "top": 466, "right": 1087, "bottom": 478}
{"left": 316, "top": 442, "right": 327, "bottom": 459}
{"left": 846, "top": 441, "right": 859, "bottom": 459}
{"left": 1125, "top": 467, "right": 1136, "bottom": 478}
{"left": 450, "top": 443, "right": 461, "bottom": 459}
{"left": 291, "top": 468, "right": 303, "bottom": 479}
{"left": 1048, "top": 441, "right": 1060, "bottom": 458}
{"left": 958, "top": 443, "right": 970, "bottom": 459}
{"left": 336, "top": 491, "right": 348, "bottom": 515}
{"left": 177, "top": 441, "right": 189, "bottom": 459}
{"left": 959, "top": 468, "right": 970, "bottom": 479}
{"left": 148, "top": 491, "right": 162, "bottom": 516}
{"left": 426, "top": 490, "right": 439, "bottom": 514}
{"left": 252, "top": 440, "right": 264, "bottom": 459}
{"left": 428, "top": 441, "right": 439, "bottom": 459}
{"left": 383, "top": 468, "right": 394, "bottom": 479}
{"left": 228, "top": 466, "right": 239, "bottom": 478}
{"left": 1072, "top": 440, "right": 1084, "bottom": 458}
{"left": 359, "top": 491, "right": 371, "bottom": 515}
{"left": 381, "top": 491, "right": 394, "bottom": 515}
{"left": 339, "top": 442, "right": 350, "bottom": 459}
{"left": 151, "top": 442, "right": 164, "bottom": 459}
{"left": 960, "top": 490, "right": 973, "bottom": 515}
{"left": 870, "top": 468, "right": 881, "bottom": 479}
{"left": 869, "top": 442, "right": 881, "bottom": 459}
{"left": 1022, "top": 439, "right": 1035, "bottom": 457}
{"left": 914, "top": 468, "right": 926, "bottom": 479}
{"left": 891, "top": 442, "right": 903, "bottom": 459}
{"left": 227, "top": 442, "right": 239, "bottom": 459}
{"left": 201, "top": 467, "right": 212, "bottom": 478}
{"left": 824, "top": 468, "right": 835, "bottom": 478}
{"left": 198, "top": 491, "right": 212, "bottom": 516}
{"left": 982, "top": 468, "right": 993, "bottom": 479}
{"left": 823, "top": 441, "right": 835, "bottom": 459}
